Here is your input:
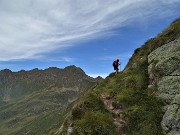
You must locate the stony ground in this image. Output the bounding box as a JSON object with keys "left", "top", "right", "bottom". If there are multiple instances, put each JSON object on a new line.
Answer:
{"left": 101, "top": 93, "right": 126, "bottom": 135}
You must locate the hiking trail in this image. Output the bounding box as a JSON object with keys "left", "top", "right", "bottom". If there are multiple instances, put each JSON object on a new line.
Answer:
{"left": 100, "top": 93, "right": 126, "bottom": 135}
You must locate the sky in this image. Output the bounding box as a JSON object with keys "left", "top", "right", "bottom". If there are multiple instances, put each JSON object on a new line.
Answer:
{"left": 0, "top": 0, "right": 180, "bottom": 78}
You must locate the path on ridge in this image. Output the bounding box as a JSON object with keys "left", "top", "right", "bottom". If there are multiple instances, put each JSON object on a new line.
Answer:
{"left": 100, "top": 93, "right": 126, "bottom": 135}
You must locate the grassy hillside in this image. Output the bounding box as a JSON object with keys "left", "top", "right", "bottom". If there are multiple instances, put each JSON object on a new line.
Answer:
{"left": 60, "top": 18, "right": 180, "bottom": 135}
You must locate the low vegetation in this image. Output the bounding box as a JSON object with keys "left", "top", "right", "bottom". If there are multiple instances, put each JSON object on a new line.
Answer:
{"left": 62, "top": 18, "right": 180, "bottom": 135}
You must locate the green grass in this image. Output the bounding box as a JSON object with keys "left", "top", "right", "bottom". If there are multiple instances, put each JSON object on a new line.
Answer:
{"left": 0, "top": 88, "right": 76, "bottom": 135}
{"left": 95, "top": 59, "right": 164, "bottom": 135}
{"left": 61, "top": 90, "right": 115, "bottom": 135}
{"left": 74, "top": 111, "right": 115, "bottom": 135}
{"left": 62, "top": 18, "right": 180, "bottom": 135}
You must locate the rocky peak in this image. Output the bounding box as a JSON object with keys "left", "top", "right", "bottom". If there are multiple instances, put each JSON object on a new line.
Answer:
{"left": 95, "top": 76, "right": 103, "bottom": 81}
{"left": 0, "top": 65, "right": 100, "bottom": 105}
{"left": 64, "top": 65, "right": 85, "bottom": 75}
{"left": 0, "top": 69, "right": 12, "bottom": 75}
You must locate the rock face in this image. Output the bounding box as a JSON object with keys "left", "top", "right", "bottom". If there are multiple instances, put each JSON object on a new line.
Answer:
{"left": 0, "top": 65, "right": 101, "bottom": 135}
{"left": 148, "top": 38, "right": 180, "bottom": 134}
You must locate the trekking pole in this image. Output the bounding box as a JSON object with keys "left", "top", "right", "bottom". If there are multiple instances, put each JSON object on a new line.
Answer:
{"left": 120, "top": 62, "right": 121, "bottom": 72}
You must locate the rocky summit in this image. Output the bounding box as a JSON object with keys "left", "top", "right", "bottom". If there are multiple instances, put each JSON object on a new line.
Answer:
{"left": 0, "top": 65, "right": 102, "bottom": 135}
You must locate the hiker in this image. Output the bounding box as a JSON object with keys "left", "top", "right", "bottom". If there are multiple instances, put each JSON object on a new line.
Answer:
{"left": 113, "top": 59, "right": 120, "bottom": 74}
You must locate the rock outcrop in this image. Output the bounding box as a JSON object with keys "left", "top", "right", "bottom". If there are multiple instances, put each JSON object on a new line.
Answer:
{"left": 148, "top": 38, "right": 180, "bottom": 134}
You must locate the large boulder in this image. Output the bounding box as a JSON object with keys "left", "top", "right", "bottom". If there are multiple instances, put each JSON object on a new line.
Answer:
{"left": 148, "top": 38, "right": 180, "bottom": 134}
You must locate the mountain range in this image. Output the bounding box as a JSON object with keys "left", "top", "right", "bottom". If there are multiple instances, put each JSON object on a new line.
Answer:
{"left": 0, "top": 66, "right": 102, "bottom": 135}
{"left": 0, "top": 18, "right": 179, "bottom": 135}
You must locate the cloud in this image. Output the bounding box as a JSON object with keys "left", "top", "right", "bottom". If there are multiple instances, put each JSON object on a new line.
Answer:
{"left": 0, "top": 0, "right": 179, "bottom": 61}
{"left": 46, "top": 57, "right": 74, "bottom": 62}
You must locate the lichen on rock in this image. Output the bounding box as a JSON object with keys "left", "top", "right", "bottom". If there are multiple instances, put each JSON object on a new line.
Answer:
{"left": 148, "top": 38, "right": 180, "bottom": 134}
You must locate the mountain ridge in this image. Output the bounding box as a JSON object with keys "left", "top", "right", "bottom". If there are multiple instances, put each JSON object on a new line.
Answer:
{"left": 0, "top": 65, "right": 102, "bottom": 135}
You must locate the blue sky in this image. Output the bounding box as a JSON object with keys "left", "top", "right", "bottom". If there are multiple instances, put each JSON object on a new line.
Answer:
{"left": 0, "top": 0, "right": 180, "bottom": 78}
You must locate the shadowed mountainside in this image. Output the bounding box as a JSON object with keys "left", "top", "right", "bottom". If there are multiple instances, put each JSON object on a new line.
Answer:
{"left": 0, "top": 65, "right": 102, "bottom": 135}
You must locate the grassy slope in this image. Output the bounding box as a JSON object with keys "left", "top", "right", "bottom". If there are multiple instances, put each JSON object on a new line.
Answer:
{"left": 0, "top": 88, "right": 69, "bottom": 135}
{"left": 61, "top": 18, "right": 180, "bottom": 135}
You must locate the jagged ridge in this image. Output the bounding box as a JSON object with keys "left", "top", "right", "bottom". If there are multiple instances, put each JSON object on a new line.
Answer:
{"left": 0, "top": 65, "right": 101, "bottom": 135}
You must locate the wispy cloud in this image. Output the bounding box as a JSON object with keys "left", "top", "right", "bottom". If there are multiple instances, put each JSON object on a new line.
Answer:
{"left": 47, "top": 57, "right": 74, "bottom": 62}
{"left": 0, "top": 0, "right": 179, "bottom": 61}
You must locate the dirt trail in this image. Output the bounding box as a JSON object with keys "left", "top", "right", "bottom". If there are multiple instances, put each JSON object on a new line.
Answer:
{"left": 100, "top": 93, "right": 126, "bottom": 135}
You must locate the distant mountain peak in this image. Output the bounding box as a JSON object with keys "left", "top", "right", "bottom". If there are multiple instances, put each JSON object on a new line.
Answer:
{"left": 0, "top": 69, "right": 12, "bottom": 73}
{"left": 0, "top": 65, "right": 100, "bottom": 135}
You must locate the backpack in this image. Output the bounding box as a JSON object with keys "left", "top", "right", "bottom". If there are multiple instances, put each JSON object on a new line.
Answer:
{"left": 112, "top": 61, "right": 117, "bottom": 67}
